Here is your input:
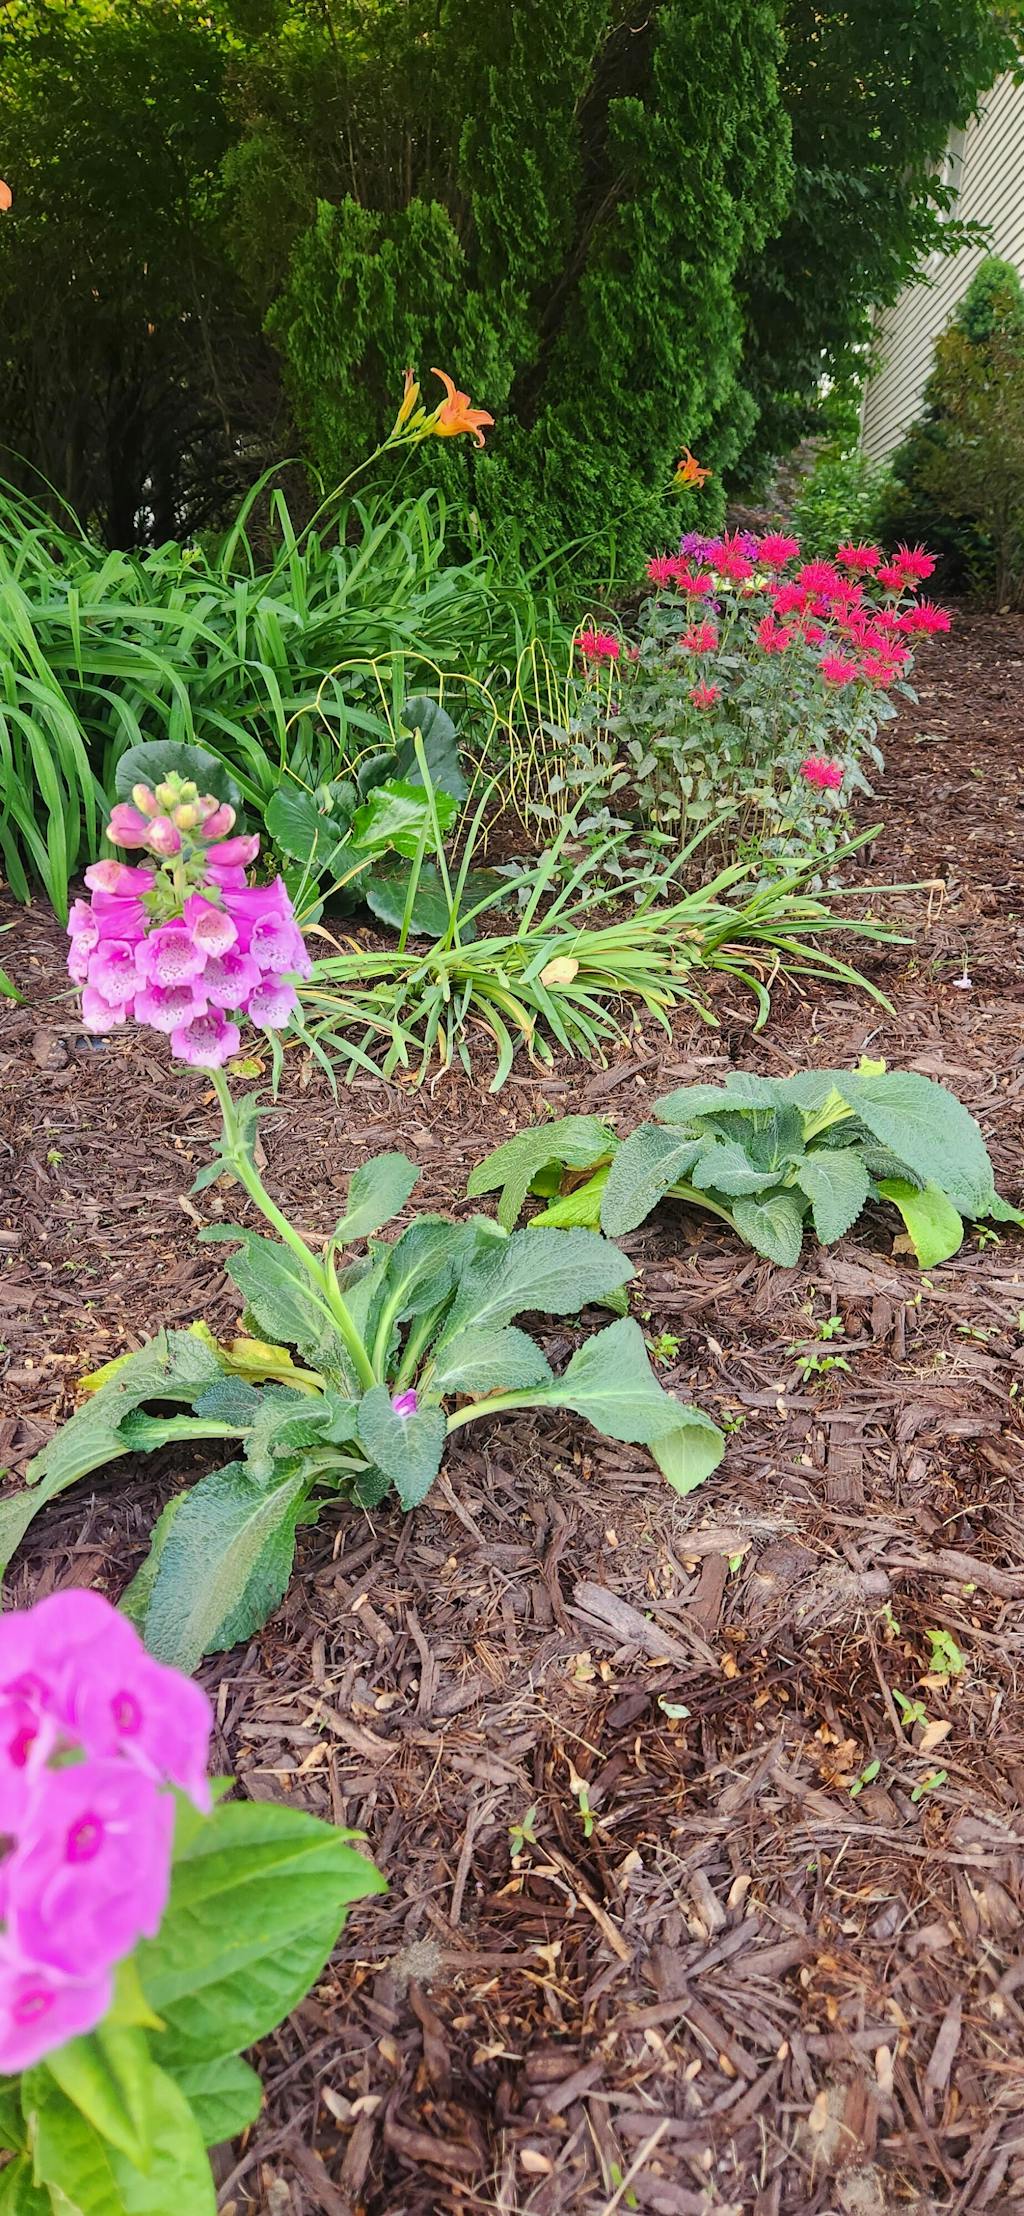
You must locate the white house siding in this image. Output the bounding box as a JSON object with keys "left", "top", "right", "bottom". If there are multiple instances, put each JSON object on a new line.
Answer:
{"left": 861, "top": 71, "right": 1024, "bottom": 461}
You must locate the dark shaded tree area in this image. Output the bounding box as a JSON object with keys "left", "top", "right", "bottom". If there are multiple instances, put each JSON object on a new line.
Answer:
{"left": 0, "top": 0, "right": 1020, "bottom": 556}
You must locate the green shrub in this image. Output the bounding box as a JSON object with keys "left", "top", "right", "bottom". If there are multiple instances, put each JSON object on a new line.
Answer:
{"left": 790, "top": 450, "right": 892, "bottom": 561}
{"left": 881, "top": 258, "right": 1024, "bottom": 606}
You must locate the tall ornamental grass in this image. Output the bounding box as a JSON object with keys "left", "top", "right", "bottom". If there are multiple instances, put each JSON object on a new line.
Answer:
{"left": 0, "top": 474, "right": 572, "bottom": 918}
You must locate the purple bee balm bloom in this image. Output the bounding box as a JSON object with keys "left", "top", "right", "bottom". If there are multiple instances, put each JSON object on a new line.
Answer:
{"left": 246, "top": 979, "right": 298, "bottom": 1028}
{"left": 86, "top": 939, "right": 141, "bottom": 1006}
{"left": 183, "top": 892, "right": 237, "bottom": 959}
{"left": 6, "top": 1759, "right": 174, "bottom": 1979}
{"left": 170, "top": 1009, "right": 241, "bottom": 1067}
{"left": 134, "top": 981, "right": 208, "bottom": 1033}
{"left": 136, "top": 921, "right": 207, "bottom": 988}
{"left": 200, "top": 946, "right": 260, "bottom": 1010}
{"left": 391, "top": 1389, "right": 418, "bottom": 1417}
{"left": 80, "top": 985, "right": 128, "bottom": 1032}
{"left": 0, "top": 1962, "right": 113, "bottom": 2074}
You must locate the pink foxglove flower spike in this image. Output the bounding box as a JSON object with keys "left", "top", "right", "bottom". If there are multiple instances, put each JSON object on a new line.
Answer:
{"left": 68, "top": 774, "right": 311, "bottom": 1069}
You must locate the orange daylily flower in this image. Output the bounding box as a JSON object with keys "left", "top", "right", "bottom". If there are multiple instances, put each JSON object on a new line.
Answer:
{"left": 674, "top": 446, "right": 710, "bottom": 489}
{"left": 0, "top": 181, "right": 12, "bottom": 213}
{"left": 429, "top": 368, "right": 494, "bottom": 448}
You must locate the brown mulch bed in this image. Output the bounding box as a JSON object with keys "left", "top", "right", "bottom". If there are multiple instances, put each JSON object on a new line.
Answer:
{"left": 2, "top": 611, "right": 1024, "bottom": 2214}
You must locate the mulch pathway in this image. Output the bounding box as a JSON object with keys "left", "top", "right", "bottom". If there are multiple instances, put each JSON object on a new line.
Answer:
{"left": 2, "top": 611, "right": 1024, "bottom": 2215}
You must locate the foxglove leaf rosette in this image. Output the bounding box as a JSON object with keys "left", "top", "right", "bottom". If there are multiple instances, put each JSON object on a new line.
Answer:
{"left": 67, "top": 788, "right": 310, "bottom": 1069}
{"left": 0, "top": 1588, "right": 212, "bottom": 2071}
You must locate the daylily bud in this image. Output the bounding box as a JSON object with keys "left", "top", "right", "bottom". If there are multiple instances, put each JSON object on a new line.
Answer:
{"left": 200, "top": 803, "right": 236, "bottom": 841}
{"left": 131, "top": 784, "right": 161, "bottom": 818}
{"left": 107, "top": 802, "right": 153, "bottom": 849}
{"left": 147, "top": 815, "right": 182, "bottom": 856}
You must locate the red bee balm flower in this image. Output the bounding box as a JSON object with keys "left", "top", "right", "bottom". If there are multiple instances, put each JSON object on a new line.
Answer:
{"left": 577, "top": 629, "right": 621, "bottom": 662}
{"left": 819, "top": 654, "right": 859, "bottom": 687}
{"left": 689, "top": 683, "right": 719, "bottom": 709}
{"left": 756, "top": 615, "right": 792, "bottom": 654}
{"left": 647, "top": 554, "right": 685, "bottom": 587}
{"left": 898, "top": 600, "right": 952, "bottom": 634}
{"left": 893, "top": 543, "right": 936, "bottom": 581}
{"left": 681, "top": 621, "right": 718, "bottom": 653}
{"left": 797, "top": 560, "right": 843, "bottom": 596}
{"left": 800, "top": 757, "right": 844, "bottom": 790}
{"left": 836, "top": 543, "right": 881, "bottom": 571}
{"left": 756, "top": 532, "right": 801, "bottom": 567}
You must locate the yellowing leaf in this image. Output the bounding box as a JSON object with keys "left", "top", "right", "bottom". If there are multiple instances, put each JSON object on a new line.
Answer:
{"left": 539, "top": 955, "right": 579, "bottom": 986}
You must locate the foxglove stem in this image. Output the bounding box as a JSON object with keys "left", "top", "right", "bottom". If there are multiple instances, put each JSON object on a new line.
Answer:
{"left": 208, "top": 1071, "right": 375, "bottom": 1390}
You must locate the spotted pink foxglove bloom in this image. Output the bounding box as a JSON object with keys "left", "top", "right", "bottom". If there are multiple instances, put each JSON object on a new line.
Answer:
{"left": 170, "top": 1009, "right": 242, "bottom": 1068}
{"left": 0, "top": 1588, "right": 211, "bottom": 2071}
{"left": 71, "top": 820, "right": 309, "bottom": 1064}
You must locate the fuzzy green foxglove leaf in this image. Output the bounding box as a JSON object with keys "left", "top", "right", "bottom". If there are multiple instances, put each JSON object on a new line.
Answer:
{"left": 836, "top": 1070, "right": 994, "bottom": 1215}
{"left": 356, "top": 1387, "right": 446, "bottom": 1509}
{"left": 332, "top": 1153, "right": 420, "bottom": 1245}
{"left": 689, "top": 1141, "right": 779, "bottom": 1199}
{"left": 794, "top": 1148, "right": 872, "bottom": 1244}
{"left": 467, "top": 1116, "right": 616, "bottom": 1230}
{"left": 600, "top": 1125, "right": 705, "bottom": 1235}
{"left": 876, "top": 1178, "right": 965, "bottom": 1267}
{"left": 730, "top": 1188, "right": 806, "bottom": 1266}
{"left": 430, "top": 1325, "right": 553, "bottom": 1398}
{"left": 442, "top": 1228, "right": 632, "bottom": 1341}
{"left": 132, "top": 1463, "right": 312, "bottom": 1670}
{"left": 0, "top": 1333, "right": 227, "bottom": 1580}
{"left": 524, "top": 1318, "right": 723, "bottom": 1466}
{"left": 528, "top": 1168, "right": 609, "bottom": 1231}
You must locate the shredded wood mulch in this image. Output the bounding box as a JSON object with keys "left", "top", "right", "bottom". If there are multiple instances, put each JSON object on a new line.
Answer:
{"left": 2, "top": 610, "right": 1024, "bottom": 2215}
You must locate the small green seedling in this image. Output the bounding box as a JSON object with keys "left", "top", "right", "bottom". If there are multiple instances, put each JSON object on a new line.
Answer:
{"left": 849, "top": 1757, "right": 881, "bottom": 1798}
{"left": 569, "top": 1770, "right": 595, "bottom": 1840}
{"left": 789, "top": 1345, "right": 852, "bottom": 1383}
{"left": 911, "top": 1769, "right": 948, "bottom": 1803}
{"left": 508, "top": 1805, "right": 540, "bottom": 1858}
{"left": 893, "top": 1689, "right": 928, "bottom": 1729}
{"left": 648, "top": 1330, "right": 681, "bottom": 1366}
{"left": 880, "top": 1600, "right": 901, "bottom": 1638}
{"left": 925, "top": 1627, "right": 965, "bottom": 1678}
